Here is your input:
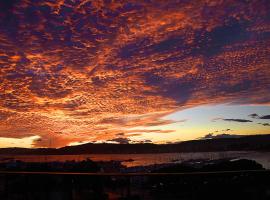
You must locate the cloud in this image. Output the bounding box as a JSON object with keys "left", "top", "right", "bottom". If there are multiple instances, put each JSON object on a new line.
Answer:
{"left": 129, "top": 129, "right": 175, "bottom": 134}
{"left": 222, "top": 129, "right": 231, "bottom": 132}
{"left": 116, "top": 133, "right": 125, "bottom": 136}
{"left": 142, "top": 139, "right": 152, "bottom": 143}
{"left": 212, "top": 118, "right": 252, "bottom": 123}
{"left": 107, "top": 137, "right": 130, "bottom": 144}
{"left": 249, "top": 113, "right": 259, "bottom": 118}
{"left": 259, "top": 115, "right": 270, "bottom": 119}
{"left": 223, "top": 119, "right": 253, "bottom": 123}
{"left": 199, "top": 133, "right": 243, "bottom": 140}
{"left": 0, "top": 0, "right": 269, "bottom": 147}
{"left": 211, "top": 118, "right": 223, "bottom": 122}
{"left": 143, "top": 119, "right": 187, "bottom": 127}
{"left": 99, "top": 114, "right": 185, "bottom": 128}
{"left": 249, "top": 113, "right": 270, "bottom": 119}
{"left": 258, "top": 123, "right": 270, "bottom": 126}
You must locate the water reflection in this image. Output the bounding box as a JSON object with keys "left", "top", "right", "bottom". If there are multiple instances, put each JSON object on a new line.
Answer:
{"left": 0, "top": 151, "right": 269, "bottom": 169}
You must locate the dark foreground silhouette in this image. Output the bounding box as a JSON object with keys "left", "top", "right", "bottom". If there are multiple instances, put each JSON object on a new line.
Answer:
{"left": 0, "top": 158, "right": 270, "bottom": 200}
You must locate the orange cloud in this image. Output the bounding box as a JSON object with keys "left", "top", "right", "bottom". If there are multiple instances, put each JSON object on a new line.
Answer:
{"left": 0, "top": 0, "right": 269, "bottom": 147}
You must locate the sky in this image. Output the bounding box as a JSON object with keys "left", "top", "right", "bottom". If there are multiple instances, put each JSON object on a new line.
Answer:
{"left": 0, "top": 0, "right": 269, "bottom": 148}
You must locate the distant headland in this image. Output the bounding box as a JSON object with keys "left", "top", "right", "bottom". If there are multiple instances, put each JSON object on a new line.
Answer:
{"left": 0, "top": 134, "right": 270, "bottom": 155}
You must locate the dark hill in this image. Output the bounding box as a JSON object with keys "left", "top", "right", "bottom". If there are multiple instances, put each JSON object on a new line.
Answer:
{"left": 0, "top": 134, "right": 270, "bottom": 155}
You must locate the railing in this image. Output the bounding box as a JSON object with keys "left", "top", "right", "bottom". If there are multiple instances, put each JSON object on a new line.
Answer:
{"left": 0, "top": 169, "right": 269, "bottom": 176}
{"left": 0, "top": 170, "right": 270, "bottom": 200}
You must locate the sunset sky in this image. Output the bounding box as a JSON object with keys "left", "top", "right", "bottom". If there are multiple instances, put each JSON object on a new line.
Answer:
{"left": 0, "top": 0, "right": 269, "bottom": 148}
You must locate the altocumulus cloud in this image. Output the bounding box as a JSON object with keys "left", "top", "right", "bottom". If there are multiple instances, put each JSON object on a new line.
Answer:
{"left": 0, "top": 0, "right": 270, "bottom": 147}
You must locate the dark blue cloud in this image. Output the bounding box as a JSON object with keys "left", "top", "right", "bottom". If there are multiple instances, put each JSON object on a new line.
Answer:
{"left": 223, "top": 119, "right": 252, "bottom": 123}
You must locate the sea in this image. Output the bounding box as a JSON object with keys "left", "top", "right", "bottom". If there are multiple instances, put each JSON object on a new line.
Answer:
{"left": 0, "top": 151, "right": 269, "bottom": 169}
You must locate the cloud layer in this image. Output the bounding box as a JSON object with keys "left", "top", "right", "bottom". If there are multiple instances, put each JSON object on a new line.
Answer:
{"left": 249, "top": 114, "right": 270, "bottom": 119}
{"left": 0, "top": 0, "right": 270, "bottom": 147}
